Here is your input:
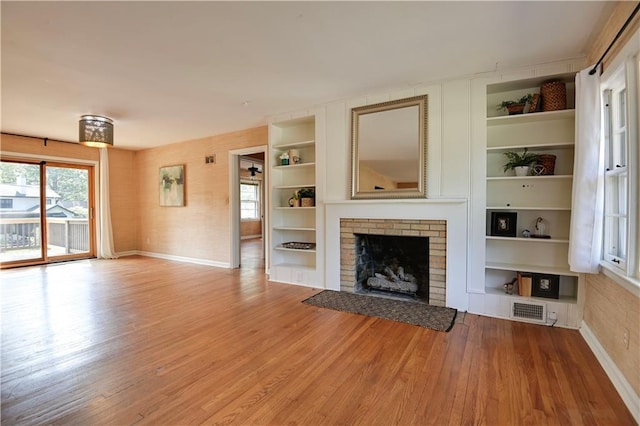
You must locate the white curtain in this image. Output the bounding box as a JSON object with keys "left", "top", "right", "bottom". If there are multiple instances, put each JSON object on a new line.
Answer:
{"left": 568, "top": 66, "right": 604, "bottom": 273}
{"left": 98, "top": 147, "right": 118, "bottom": 259}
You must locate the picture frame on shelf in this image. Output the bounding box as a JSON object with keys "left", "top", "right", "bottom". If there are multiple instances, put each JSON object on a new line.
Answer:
{"left": 490, "top": 212, "right": 517, "bottom": 237}
{"left": 532, "top": 273, "right": 560, "bottom": 299}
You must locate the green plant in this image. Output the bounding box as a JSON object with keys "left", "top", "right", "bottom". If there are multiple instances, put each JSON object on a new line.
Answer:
{"left": 502, "top": 148, "right": 540, "bottom": 172}
{"left": 497, "top": 94, "right": 533, "bottom": 111}
{"left": 297, "top": 187, "right": 315, "bottom": 198}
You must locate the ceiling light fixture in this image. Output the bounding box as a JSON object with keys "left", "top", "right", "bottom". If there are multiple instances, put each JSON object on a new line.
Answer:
{"left": 79, "top": 115, "right": 114, "bottom": 148}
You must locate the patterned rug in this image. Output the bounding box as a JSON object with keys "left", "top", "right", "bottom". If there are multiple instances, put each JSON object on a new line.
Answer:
{"left": 302, "top": 290, "right": 457, "bottom": 332}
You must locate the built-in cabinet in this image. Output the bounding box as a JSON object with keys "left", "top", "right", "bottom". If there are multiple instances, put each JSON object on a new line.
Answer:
{"left": 268, "top": 113, "right": 323, "bottom": 287}
{"left": 472, "top": 72, "right": 584, "bottom": 328}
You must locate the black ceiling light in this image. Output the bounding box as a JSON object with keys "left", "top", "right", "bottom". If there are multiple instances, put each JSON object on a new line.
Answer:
{"left": 248, "top": 164, "right": 262, "bottom": 177}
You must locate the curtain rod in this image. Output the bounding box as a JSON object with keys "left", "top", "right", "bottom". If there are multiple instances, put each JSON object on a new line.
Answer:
{"left": 589, "top": 2, "right": 640, "bottom": 75}
{"left": 1, "top": 132, "right": 77, "bottom": 146}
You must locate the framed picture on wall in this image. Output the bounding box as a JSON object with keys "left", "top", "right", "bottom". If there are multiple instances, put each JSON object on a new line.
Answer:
{"left": 532, "top": 273, "right": 560, "bottom": 299}
{"left": 490, "top": 212, "right": 517, "bottom": 237}
{"left": 159, "top": 164, "right": 185, "bottom": 207}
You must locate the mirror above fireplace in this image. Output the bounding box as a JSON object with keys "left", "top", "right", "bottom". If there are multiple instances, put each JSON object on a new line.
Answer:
{"left": 351, "top": 94, "right": 428, "bottom": 199}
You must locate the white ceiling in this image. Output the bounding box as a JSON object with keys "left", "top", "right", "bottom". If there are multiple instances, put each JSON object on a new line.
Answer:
{"left": 1, "top": 1, "right": 611, "bottom": 151}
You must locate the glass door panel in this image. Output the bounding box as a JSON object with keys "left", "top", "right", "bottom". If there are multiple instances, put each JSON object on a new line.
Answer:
{"left": 45, "top": 164, "right": 93, "bottom": 260}
{"left": 0, "top": 161, "right": 44, "bottom": 263}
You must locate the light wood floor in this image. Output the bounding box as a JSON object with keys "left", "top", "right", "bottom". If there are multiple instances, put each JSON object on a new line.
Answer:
{"left": 1, "top": 244, "right": 634, "bottom": 425}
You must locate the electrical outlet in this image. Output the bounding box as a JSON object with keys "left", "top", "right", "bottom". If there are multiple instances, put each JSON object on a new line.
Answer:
{"left": 622, "top": 328, "right": 630, "bottom": 350}
{"left": 548, "top": 311, "right": 557, "bottom": 321}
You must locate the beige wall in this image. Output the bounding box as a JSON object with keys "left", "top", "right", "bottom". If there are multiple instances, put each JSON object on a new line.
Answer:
{"left": 240, "top": 220, "right": 262, "bottom": 238}
{"left": 0, "top": 134, "right": 137, "bottom": 253}
{"left": 135, "top": 126, "right": 267, "bottom": 264}
{"left": 107, "top": 149, "right": 138, "bottom": 253}
{"left": 584, "top": 274, "right": 640, "bottom": 396}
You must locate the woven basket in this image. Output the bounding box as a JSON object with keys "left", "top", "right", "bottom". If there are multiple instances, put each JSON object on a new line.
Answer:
{"left": 301, "top": 197, "right": 315, "bottom": 207}
{"left": 538, "top": 154, "right": 556, "bottom": 175}
{"left": 506, "top": 103, "right": 526, "bottom": 115}
{"left": 541, "top": 81, "right": 566, "bottom": 111}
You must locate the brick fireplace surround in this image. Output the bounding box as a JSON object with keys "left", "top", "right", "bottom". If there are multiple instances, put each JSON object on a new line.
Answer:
{"left": 340, "top": 218, "right": 447, "bottom": 306}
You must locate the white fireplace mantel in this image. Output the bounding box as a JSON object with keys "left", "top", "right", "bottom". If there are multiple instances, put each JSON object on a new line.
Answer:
{"left": 324, "top": 198, "right": 469, "bottom": 310}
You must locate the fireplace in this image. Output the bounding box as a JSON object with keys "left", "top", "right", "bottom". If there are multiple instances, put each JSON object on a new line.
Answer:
{"left": 340, "top": 218, "right": 446, "bottom": 306}
{"left": 354, "top": 234, "right": 429, "bottom": 301}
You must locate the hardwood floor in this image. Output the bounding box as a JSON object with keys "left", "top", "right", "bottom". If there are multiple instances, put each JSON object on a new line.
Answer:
{"left": 1, "top": 250, "right": 634, "bottom": 425}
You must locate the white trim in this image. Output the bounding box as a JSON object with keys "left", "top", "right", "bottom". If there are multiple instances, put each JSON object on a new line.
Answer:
{"left": 136, "top": 250, "right": 230, "bottom": 268}
{"left": 600, "top": 262, "right": 640, "bottom": 296}
{"left": 241, "top": 234, "right": 262, "bottom": 240}
{"left": 580, "top": 321, "right": 640, "bottom": 424}
{"left": 229, "top": 145, "right": 268, "bottom": 270}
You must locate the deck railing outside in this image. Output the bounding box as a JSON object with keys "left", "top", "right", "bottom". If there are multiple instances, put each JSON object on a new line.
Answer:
{"left": 0, "top": 217, "right": 89, "bottom": 254}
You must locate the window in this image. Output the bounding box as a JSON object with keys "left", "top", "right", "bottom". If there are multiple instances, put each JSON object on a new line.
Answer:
{"left": 602, "top": 57, "right": 639, "bottom": 280}
{"left": 240, "top": 182, "right": 260, "bottom": 220}
{"left": 0, "top": 199, "right": 13, "bottom": 209}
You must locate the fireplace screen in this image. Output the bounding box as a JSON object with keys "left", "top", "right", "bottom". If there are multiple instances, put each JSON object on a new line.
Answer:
{"left": 355, "top": 234, "right": 429, "bottom": 301}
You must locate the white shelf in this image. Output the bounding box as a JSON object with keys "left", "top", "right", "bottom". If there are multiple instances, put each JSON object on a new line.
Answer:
{"left": 273, "top": 226, "right": 315, "bottom": 231}
{"left": 272, "top": 140, "right": 315, "bottom": 150}
{"left": 486, "top": 175, "right": 572, "bottom": 181}
{"left": 487, "top": 206, "right": 571, "bottom": 211}
{"left": 486, "top": 236, "right": 569, "bottom": 244}
{"left": 273, "top": 162, "right": 315, "bottom": 170}
{"left": 487, "top": 142, "right": 574, "bottom": 152}
{"left": 484, "top": 286, "right": 578, "bottom": 304}
{"left": 274, "top": 184, "right": 316, "bottom": 190}
{"left": 486, "top": 261, "right": 579, "bottom": 277}
{"left": 487, "top": 109, "right": 575, "bottom": 126}
{"left": 274, "top": 206, "right": 316, "bottom": 210}
{"left": 274, "top": 247, "right": 316, "bottom": 253}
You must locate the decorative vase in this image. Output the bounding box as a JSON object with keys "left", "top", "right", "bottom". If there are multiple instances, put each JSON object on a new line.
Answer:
{"left": 514, "top": 166, "right": 531, "bottom": 176}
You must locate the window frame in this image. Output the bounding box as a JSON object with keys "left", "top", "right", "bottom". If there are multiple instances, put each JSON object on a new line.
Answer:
{"left": 240, "top": 180, "right": 261, "bottom": 221}
{"left": 600, "top": 54, "right": 639, "bottom": 284}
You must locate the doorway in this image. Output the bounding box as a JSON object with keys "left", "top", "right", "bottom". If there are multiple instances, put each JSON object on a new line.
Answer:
{"left": 229, "top": 146, "right": 268, "bottom": 270}
{"left": 0, "top": 158, "right": 96, "bottom": 268}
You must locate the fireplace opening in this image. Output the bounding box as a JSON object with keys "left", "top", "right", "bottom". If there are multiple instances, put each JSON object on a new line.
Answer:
{"left": 354, "top": 233, "right": 429, "bottom": 302}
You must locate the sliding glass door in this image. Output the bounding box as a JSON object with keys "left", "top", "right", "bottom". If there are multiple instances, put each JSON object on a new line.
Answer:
{"left": 0, "top": 159, "right": 95, "bottom": 267}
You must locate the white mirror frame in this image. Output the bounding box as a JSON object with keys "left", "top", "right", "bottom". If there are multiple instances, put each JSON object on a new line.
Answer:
{"left": 351, "top": 94, "right": 428, "bottom": 199}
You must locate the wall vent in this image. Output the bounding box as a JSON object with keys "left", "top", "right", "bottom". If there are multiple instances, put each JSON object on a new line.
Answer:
{"left": 511, "top": 301, "right": 546, "bottom": 322}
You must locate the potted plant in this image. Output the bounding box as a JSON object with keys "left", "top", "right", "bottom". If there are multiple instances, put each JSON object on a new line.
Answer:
{"left": 297, "top": 187, "right": 315, "bottom": 207}
{"left": 503, "top": 148, "right": 540, "bottom": 176}
{"left": 497, "top": 94, "right": 533, "bottom": 115}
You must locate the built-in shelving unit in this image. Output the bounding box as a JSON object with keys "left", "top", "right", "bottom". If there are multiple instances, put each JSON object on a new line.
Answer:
{"left": 481, "top": 73, "right": 583, "bottom": 328}
{"left": 268, "top": 114, "right": 320, "bottom": 287}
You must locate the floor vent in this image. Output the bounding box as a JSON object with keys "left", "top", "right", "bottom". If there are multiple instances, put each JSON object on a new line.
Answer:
{"left": 511, "top": 301, "right": 546, "bottom": 322}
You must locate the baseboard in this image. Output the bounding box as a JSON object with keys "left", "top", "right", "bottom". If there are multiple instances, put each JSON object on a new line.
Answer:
{"left": 241, "top": 234, "right": 262, "bottom": 240}
{"left": 580, "top": 321, "right": 640, "bottom": 423}
{"left": 115, "top": 250, "right": 138, "bottom": 257}
{"left": 134, "top": 251, "right": 231, "bottom": 269}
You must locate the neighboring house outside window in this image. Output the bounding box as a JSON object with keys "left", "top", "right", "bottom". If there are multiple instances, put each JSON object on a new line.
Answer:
{"left": 240, "top": 181, "right": 260, "bottom": 220}
{"left": 601, "top": 56, "right": 639, "bottom": 283}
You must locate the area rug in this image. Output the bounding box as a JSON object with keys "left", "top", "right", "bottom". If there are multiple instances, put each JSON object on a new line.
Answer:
{"left": 302, "top": 290, "right": 457, "bottom": 332}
